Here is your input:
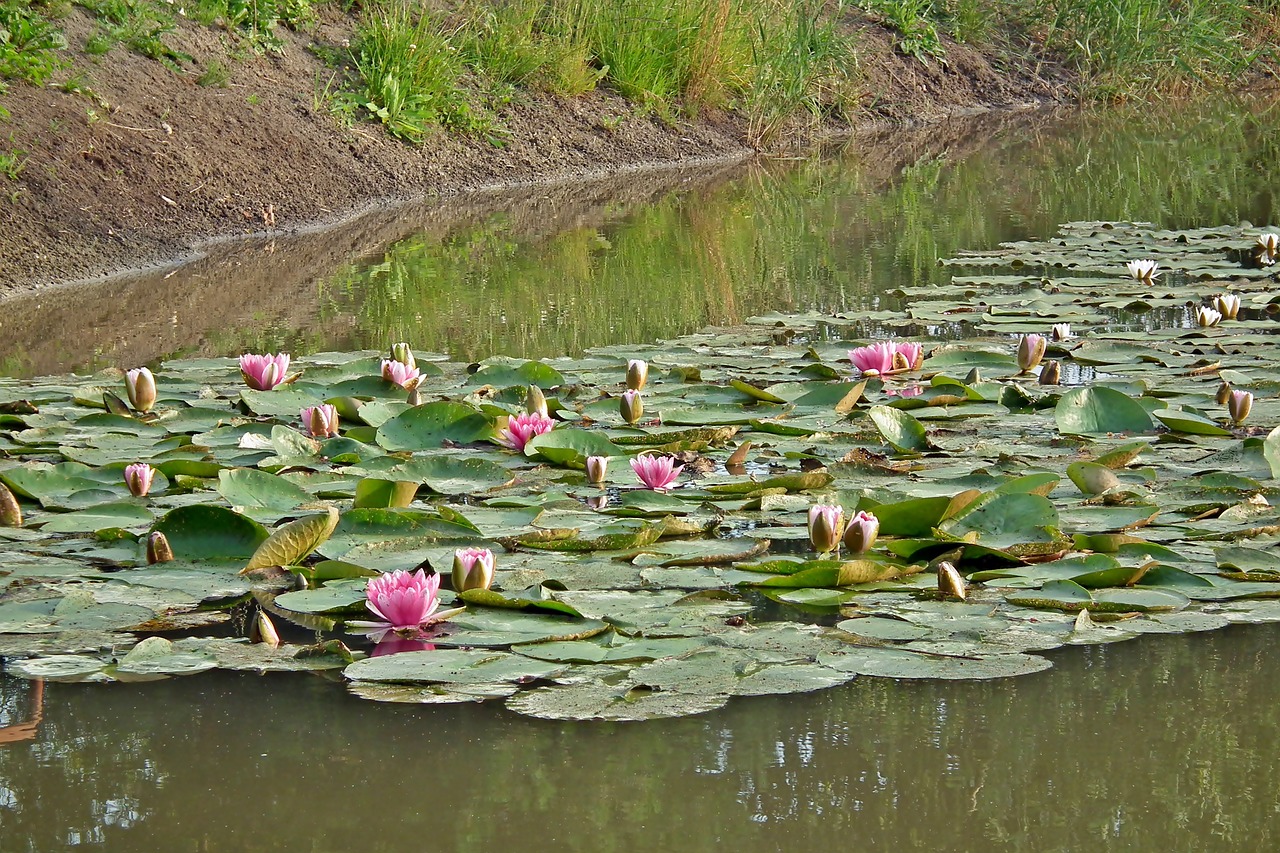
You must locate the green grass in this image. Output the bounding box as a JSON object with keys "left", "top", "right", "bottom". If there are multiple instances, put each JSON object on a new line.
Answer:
{"left": 0, "top": 143, "right": 26, "bottom": 180}
{"left": 860, "top": 0, "right": 944, "bottom": 61}
{"left": 0, "top": 1, "right": 68, "bottom": 85}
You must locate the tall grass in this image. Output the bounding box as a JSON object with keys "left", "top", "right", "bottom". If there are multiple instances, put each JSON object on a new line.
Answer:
{"left": 1028, "top": 0, "right": 1278, "bottom": 99}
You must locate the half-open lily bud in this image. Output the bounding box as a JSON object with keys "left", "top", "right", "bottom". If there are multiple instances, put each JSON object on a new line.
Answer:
{"left": 390, "top": 342, "right": 416, "bottom": 371}
{"left": 1229, "top": 390, "right": 1253, "bottom": 424}
{"left": 125, "top": 463, "right": 155, "bottom": 497}
{"left": 302, "top": 404, "right": 339, "bottom": 438}
{"left": 938, "top": 561, "right": 966, "bottom": 600}
{"left": 807, "top": 504, "right": 844, "bottom": 554}
{"left": 586, "top": 455, "right": 609, "bottom": 486}
{"left": 843, "top": 510, "right": 878, "bottom": 554}
{"left": 626, "top": 359, "right": 648, "bottom": 391}
{"left": 1125, "top": 259, "right": 1159, "bottom": 282}
{"left": 1196, "top": 306, "right": 1222, "bottom": 327}
{"left": 146, "top": 531, "right": 174, "bottom": 563}
{"left": 1016, "top": 334, "right": 1046, "bottom": 373}
{"left": 526, "top": 385, "right": 548, "bottom": 418}
{"left": 1213, "top": 293, "right": 1241, "bottom": 320}
{"left": 125, "top": 367, "right": 157, "bottom": 413}
{"left": 1038, "top": 360, "right": 1061, "bottom": 386}
{"left": 620, "top": 389, "right": 643, "bottom": 425}
{"left": 240, "top": 353, "right": 291, "bottom": 391}
{"left": 251, "top": 611, "right": 282, "bottom": 647}
{"left": 452, "top": 547, "right": 495, "bottom": 592}
{"left": 1051, "top": 323, "right": 1073, "bottom": 341}
{"left": 0, "top": 482, "right": 22, "bottom": 527}
{"left": 1216, "top": 381, "right": 1233, "bottom": 405}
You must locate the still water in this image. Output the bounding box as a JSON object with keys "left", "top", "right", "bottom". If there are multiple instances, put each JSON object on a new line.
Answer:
{"left": 3, "top": 97, "right": 1280, "bottom": 850}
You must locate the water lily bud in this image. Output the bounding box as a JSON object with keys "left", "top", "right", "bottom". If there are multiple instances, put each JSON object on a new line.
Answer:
{"left": 843, "top": 510, "right": 879, "bottom": 554}
{"left": 1038, "top": 360, "right": 1061, "bottom": 386}
{"left": 302, "top": 404, "right": 339, "bottom": 438}
{"left": 1229, "top": 390, "right": 1253, "bottom": 425}
{"left": 1216, "top": 381, "right": 1233, "bottom": 405}
{"left": 146, "top": 531, "right": 174, "bottom": 563}
{"left": 807, "top": 504, "right": 844, "bottom": 554}
{"left": 938, "top": 561, "right": 966, "bottom": 600}
{"left": 1212, "top": 293, "right": 1241, "bottom": 320}
{"left": 125, "top": 463, "right": 155, "bottom": 497}
{"left": 452, "top": 547, "right": 495, "bottom": 592}
{"left": 620, "top": 389, "right": 643, "bottom": 425}
{"left": 252, "top": 611, "right": 281, "bottom": 647}
{"left": 526, "top": 385, "right": 548, "bottom": 418}
{"left": 1016, "top": 334, "right": 1046, "bottom": 373}
{"left": 585, "top": 455, "right": 609, "bottom": 486}
{"left": 1051, "top": 323, "right": 1073, "bottom": 342}
{"left": 390, "top": 342, "right": 416, "bottom": 371}
{"left": 1196, "top": 306, "right": 1222, "bottom": 328}
{"left": 1125, "top": 259, "right": 1159, "bottom": 282}
{"left": 0, "top": 482, "right": 22, "bottom": 527}
{"left": 626, "top": 359, "right": 648, "bottom": 391}
{"left": 125, "top": 367, "right": 157, "bottom": 413}
{"left": 964, "top": 367, "right": 982, "bottom": 384}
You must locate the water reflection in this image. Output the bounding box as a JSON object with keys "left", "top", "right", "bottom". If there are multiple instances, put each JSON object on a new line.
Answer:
{"left": 2, "top": 626, "right": 1278, "bottom": 850}
{"left": 3, "top": 97, "right": 1280, "bottom": 377}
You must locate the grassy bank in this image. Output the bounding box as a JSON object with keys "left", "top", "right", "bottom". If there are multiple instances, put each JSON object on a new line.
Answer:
{"left": 3, "top": 1, "right": 1278, "bottom": 150}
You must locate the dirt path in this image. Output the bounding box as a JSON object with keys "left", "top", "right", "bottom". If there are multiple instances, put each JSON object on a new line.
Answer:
{"left": 0, "top": 8, "right": 1067, "bottom": 295}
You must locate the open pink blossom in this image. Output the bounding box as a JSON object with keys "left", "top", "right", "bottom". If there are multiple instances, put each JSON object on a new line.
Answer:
{"left": 362, "top": 570, "right": 440, "bottom": 629}
{"left": 381, "top": 359, "right": 421, "bottom": 389}
{"left": 124, "top": 463, "right": 155, "bottom": 497}
{"left": 240, "top": 353, "right": 291, "bottom": 391}
{"left": 848, "top": 341, "right": 922, "bottom": 376}
{"left": 496, "top": 411, "right": 555, "bottom": 452}
{"left": 630, "top": 453, "right": 683, "bottom": 491}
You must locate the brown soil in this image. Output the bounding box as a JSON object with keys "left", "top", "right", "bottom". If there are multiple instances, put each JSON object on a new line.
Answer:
{"left": 0, "top": 7, "right": 1069, "bottom": 295}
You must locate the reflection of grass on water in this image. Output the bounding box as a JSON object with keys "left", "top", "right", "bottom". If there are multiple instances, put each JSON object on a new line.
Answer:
{"left": 316, "top": 98, "right": 1280, "bottom": 365}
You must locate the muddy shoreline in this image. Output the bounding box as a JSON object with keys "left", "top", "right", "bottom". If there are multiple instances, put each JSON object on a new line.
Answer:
{"left": 0, "top": 8, "right": 1067, "bottom": 295}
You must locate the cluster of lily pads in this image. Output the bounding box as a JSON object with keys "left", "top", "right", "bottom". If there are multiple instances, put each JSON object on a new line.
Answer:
{"left": 1, "top": 219, "right": 1278, "bottom": 721}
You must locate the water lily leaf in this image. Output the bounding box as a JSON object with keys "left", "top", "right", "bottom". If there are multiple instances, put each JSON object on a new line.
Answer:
{"left": 937, "top": 492, "right": 1060, "bottom": 549}
{"left": 469, "top": 361, "right": 564, "bottom": 388}
{"left": 1066, "top": 462, "right": 1121, "bottom": 495}
{"left": 0, "top": 462, "right": 118, "bottom": 507}
{"left": 39, "top": 502, "right": 154, "bottom": 533}
{"left": 4, "top": 654, "right": 112, "bottom": 682}
{"left": 836, "top": 616, "right": 934, "bottom": 641}
{"left": 347, "top": 681, "right": 521, "bottom": 704}
{"left": 1263, "top": 425, "right": 1280, "bottom": 479}
{"left": 152, "top": 505, "right": 269, "bottom": 562}
{"left": 375, "top": 402, "right": 493, "bottom": 450}
{"left": 1091, "top": 588, "right": 1189, "bottom": 612}
{"left": 318, "top": 509, "right": 479, "bottom": 562}
{"left": 817, "top": 646, "right": 1052, "bottom": 680}
{"left": 276, "top": 578, "right": 369, "bottom": 614}
{"left": 239, "top": 388, "right": 326, "bottom": 419}
{"left": 431, "top": 610, "right": 606, "bottom": 647}
{"left": 110, "top": 566, "right": 250, "bottom": 601}
{"left": 1152, "top": 409, "right": 1233, "bottom": 436}
{"left": 512, "top": 635, "right": 702, "bottom": 664}
{"left": 217, "top": 468, "right": 313, "bottom": 511}
{"left": 749, "top": 559, "right": 917, "bottom": 588}
{"left": 633, "top": 648, "right": 853, "bottom": 697}
{"left": 345, "top": 648, "right": 567, "bottom": 685}
{"left": 868, "top": 405, "right": 931, "bottom": 454}
{"left": 730, "top": 378, "right": 788, "bottom": 404}
{"left": 1215, "top": 546, "right": 1280, "bottom": 573}
{"left": 504, "top": 680, "right": 729, "bottom": 721}
{"left": 243, "top": 506, "right": 340, "bottom": 572}
{"left": 770, "top": 588, "right": 863, "bottom": 607}
{"left": 352, "top": 478, "right": 419, "bottom": 509}
{"left": 872, "top": 496, "right": 952, "bottom": 536}
{"left": 374, "top": 456, "right": 515, "bottom": 494}
{"left": 1055, "top": 387, "right": 1154, "bottom": 435}
{"left": 525, "top": 428, "right": 624, "bottom": 466}
{"left": 459, "top": 588, "right": 584, "bottom": 617}
{"left": 115, "top": 637, "right": 217, "bottom": 676}
{"left": 1006, "top": 579, "right": 1093, "bottom": 610}
{"left": 704, "top": 471, "right": 833, "bottom": 495}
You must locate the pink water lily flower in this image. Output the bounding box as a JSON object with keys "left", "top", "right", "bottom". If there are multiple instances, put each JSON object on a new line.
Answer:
{"left": 125, "top": 367, "right": 157, "bottom": 413}
{"left": 240, "top": 353, "right": 291, "bottom": 391}
{"left": 381, "top": 359, "right": 421, "bottom": 390}
{"left": 452, "top": 547, "right": 496, "bottom": 592}
{"left": 807, "top": 504, "right": 844, "bottom": 553}
{"left": 496, "top": 411, "right": 555, "bottom": 452}
{"left": 124, "top": 463, "right": 155, "bottom": 497}
{"left": 345, "top": 569, "right": 465, "bottom": 642}
{"left": 301, "top": 404, "right": 339, "bottom": 438}
{"left": 849, "top": 341, "right": 922, "bottom": 376}
{"left": 630, "top": 453, "right": 682, "bottom": 491}
{"left": 844, "top": 510, "right": 879, "bottom": 554}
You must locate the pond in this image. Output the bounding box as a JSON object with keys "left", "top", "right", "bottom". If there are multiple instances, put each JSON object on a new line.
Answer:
{"left": 2, "top": 96, "right": 1280, "bottom": 850}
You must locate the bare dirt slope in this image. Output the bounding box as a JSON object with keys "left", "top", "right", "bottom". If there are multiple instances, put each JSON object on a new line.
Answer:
{"left": 0, "top": 8, "right": 1067, "bottom": 294}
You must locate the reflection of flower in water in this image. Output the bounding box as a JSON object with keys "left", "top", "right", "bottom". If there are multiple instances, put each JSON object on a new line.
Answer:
{"left": 372, "top": 637, "right": 437, "bottom": 657}
{"left": 885, "top": 385, "right": 923, "bottom": 398}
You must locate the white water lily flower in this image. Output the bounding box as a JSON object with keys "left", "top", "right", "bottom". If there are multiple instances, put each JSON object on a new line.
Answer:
{"left": 1212, "top": 293, "right": 1241, "bottom": 320}
{"left": 1125, "top": 259, "right": 1160, "bottom": 282}
{"left": 1195, "top": 306, "right": 1222, "bottom": 327}
{"left": 1051, "top": 323, "right": 1073, "bottom": 341}
{"left": 1257, "top": 233, "right": 1279, "bottom": 265}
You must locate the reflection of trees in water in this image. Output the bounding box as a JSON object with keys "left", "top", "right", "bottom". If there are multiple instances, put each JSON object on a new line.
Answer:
{"left": 2, "top": 627, "right": 1279, "bottom": 850}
